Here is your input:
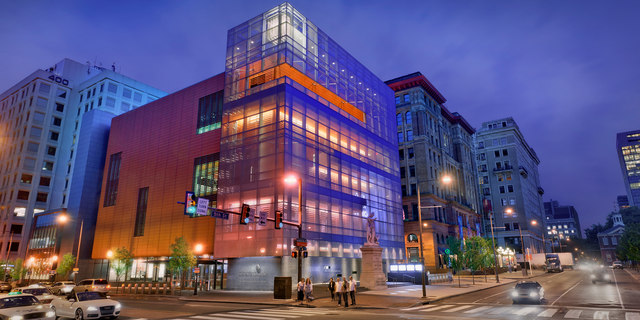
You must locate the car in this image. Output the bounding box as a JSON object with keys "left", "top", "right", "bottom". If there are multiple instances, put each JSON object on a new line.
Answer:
{"left": 511, "top": 281, "right": 544, "bottom": 304}
{"left": 591, "top": 268, "right": 613, "bottom": 283}
{"left": 74, "top": 279, "right": 110, "bottom": 293}
{"left": 0, "top": 282, "right": 12, "bottom": 293}
{"left": 0, "top": 292, "right": 56, "bottom": 320}
{"left": 51, "top": 281, "right": 76, "bottom": 295}
{"left": 51, "top": 291, "right": 120, "bottom": 320}
{"left": 612, "top": 261, "right": 624, "bottom": 269}
{"left": 11, "top": 285, "right": 56, "bottom": 304}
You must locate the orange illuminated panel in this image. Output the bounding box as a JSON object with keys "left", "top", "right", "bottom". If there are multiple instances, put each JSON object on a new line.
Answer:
{"left": 248, "top": 63, "right": 365, "bottom": 123}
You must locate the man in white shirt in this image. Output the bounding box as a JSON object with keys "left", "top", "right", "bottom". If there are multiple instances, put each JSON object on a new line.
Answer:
{"left": 348, "top": 276, "right": 356, "bottom": 305}
{"left": 335, "top": 277, "right": 343, "bottom": 306}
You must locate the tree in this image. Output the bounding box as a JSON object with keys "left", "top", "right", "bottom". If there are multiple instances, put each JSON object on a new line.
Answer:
{"left": 465, "top": 236, "right": 486, "bottom": 285}
{"left": 617, "top": 223, "right": 640, "bottom": 263}
{"left": 480, "top": 237, "right": 496, "bottom": 282}
{"left": 444, "top": 236, "right": 465, "bottom": 287}
{"left": 10, "top": 259, "right": 27, "bottom": 281}
{"left": 167, "top": 237, "right": 196, "bottom": 290}
{"left": 111, "top": 247, "right": 133, "bottom": 283}
{"left": 56, "top": 254, "right": 76, "bottom": 280}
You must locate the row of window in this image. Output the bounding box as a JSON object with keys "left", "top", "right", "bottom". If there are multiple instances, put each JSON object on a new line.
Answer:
{"left": 16, "top": 190, "right": 48, "bottom": 203}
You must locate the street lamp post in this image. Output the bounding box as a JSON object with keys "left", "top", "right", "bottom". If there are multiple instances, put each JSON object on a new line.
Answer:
{"left": 284, "top": 175, "right": 303, "bottom": 283}
{"left": 193, "top": 243, "right": 203, "bottom": 295}
{"left": 488, "top": 212, "right": 500, "bottom": 283}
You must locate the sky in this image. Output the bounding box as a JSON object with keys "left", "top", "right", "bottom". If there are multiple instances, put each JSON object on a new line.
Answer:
{"left": 1, "top": 0, "right": 639, "bottom": 230}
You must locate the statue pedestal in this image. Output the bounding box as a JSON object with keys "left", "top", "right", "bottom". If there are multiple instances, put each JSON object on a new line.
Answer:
{"left": 359, "top": 245, "right": 387, "bottom": 290}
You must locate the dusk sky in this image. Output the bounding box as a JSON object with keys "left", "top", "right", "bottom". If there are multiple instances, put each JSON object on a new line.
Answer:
{"left": 2, "top": 0, "right": 638, "bottom": 230}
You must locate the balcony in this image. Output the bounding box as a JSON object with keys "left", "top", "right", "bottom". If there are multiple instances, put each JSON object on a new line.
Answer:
{"left": 492, "top": 165, "right": 513, "bottom": 173}
{"left": 519, "top": 166, "right": 528, "bottom": 178}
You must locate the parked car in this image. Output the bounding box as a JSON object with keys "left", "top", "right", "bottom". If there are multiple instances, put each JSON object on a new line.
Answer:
{"left": 0, "top": 292, "right": 55, "bottom": 320}
{"left": 0, "top": 282, "right": 12, "bottom": 292}
{"left": 51, "top": 281, "right": 76, "bottom": 295}
{"left": 51, "top": 291, "right": 120, "bottom": 319}
{"left": 74, "top": 279, "right": 110, "bottom": 293}
{"left": 612, "top": 261, "right": 624, "bottom": 269}
{"left": 511, "top": 281, "right": 545, "bottom": 304}
{"left": 11, "top": 285, "right": 55, "bottom": 304}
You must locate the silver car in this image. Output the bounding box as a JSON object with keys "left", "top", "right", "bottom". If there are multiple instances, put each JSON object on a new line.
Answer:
{"left": 74, "top": 279, "right": 110, "bottom": 293}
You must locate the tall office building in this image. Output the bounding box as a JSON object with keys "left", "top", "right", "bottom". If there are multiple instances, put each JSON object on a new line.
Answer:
{"left": 475, "top": 117, "right": 545, "bottom": 254}
{"left": 544, "top": 200, "right": 582, "bottom": 239}
{"left": 616, "top": 130, "right": 640, "bottom": 207}
{"left": 93, "top": 3, "right": 404, "bottom": 290}
{"left": 0, "top": 59, "right": 164, "bottom": 267}
{"left": 617, "top": 195, "right": 630, "bottom": 210}
{"left": 385, "top": 72, "right": 482, "bottom": 272}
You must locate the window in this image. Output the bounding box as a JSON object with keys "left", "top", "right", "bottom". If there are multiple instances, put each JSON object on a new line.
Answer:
{"left": 478, "top": 141, "right": 484, "bottom": 149}
{"left": 36, "top": 192, "right": 48, "bottom": 202}
{"left": 105, "top": 97, "right": 116, "bottom": 108}
{"left": 30, "top": 127, "right": 42, "bottom": 138}
{"left": 33, "top": 112, "right": 45, "bottom": 125}
{"left": 56, "top": 88, "right": 67, "bottom": 99}
{"left": 500, "top": 137, "right": 507, "bottom": 145}
{"left": 482, "top": 187, "right": 490, "bottom": 196}
{"left": 506, "top": 173, "right": 512, "bottom": 181}
{"left": 104, "top": 152, "right": 122, "bottom": 207}
{"left": 494, "top": 150, "right": 500, "bottom": 157}
{"left": 502, "top": 149, "right": 508, "bottom": 156}
{"left": 36, "top": 97, "right": 47, "bottom": 108}
{"left": 397, "top": 132, "right": 403, "bottom": 143}
{"left": 408, "top": 148, "right": 414, "bottom": 159}
{"left": 509, "top": 198, "right": 516, "bottom": 205}
{"left": 123, "top": 88, "right": 132, "bottom": 99}
{"left": 407, "top": 234, "right": 418, "bottom": 242}
{"left": 499, "top": 186, "right": 505, "bottom": 193}
{"left": 17, "top": 191, "right": 29, "bottom": 201}
{"left": 602, "top": 237, "right": 609, "bottom": 245}
{"left": 410, "top": 184, "right": 417, "bottom": 196}
{"left": 23, "top": 158, "right": 36, "bottom": 170}
{"left": 399, "top": 149, "right": 404, "bottom": 160}
{"left": 20, "top": 174, "right": 32, "bottom": 184}
{"left": 47, "top": 146, "right": 56, "bottom": 156}
{"left": 400, "top": 167, "right": 406, "bottom": 179}
{"left": 39, "top": 83, "right": 51, "bottom": 95}
{"left": 98, "top": 97, "right": 102, "bottom": 106}
{"left": 133, "top": 92, "right": 142, "bottom": 102}
{"left": 107, "top": 83, "right": 117, "bottom": 93}
{"left": 49, "top": 131, "right": 59, "bottom": 141}
{"left": 497, "top": 174, "right": 504, "bottom": 182}
{"left": 409, "top": 165, "right": 416, "bottom": 177}
{"left": 42, "top": 161, "right": 54, "bottom": 171}
{"left": 120, "top": 102, "right": 130, "bottom": 112}
{"left": 133, "top": 187, "right": 149, "bottom": 237}
{"left": 513, "top": 223, "right": 519, "bottom": 230}
{"left": 479, "top": 153, "right": 486, "bottom": 160}
{"left": 481, "top": 176, "right": 489, "bottom": 184}
{"left": 396, "top": 113, "right": 402, "bottom": 126}
{"left": 196, "top": 91, "right": 224, "bottom": 134}
{"left": 508, "top": 185, "right": 514, "bottom": 192}
{"left": 10, "top": 224, "right": 22, "bottom": 234}
{"left": 504, "top": 160, "right": 510, "bottom": 168}
{"left": 403, "top": 94, "right": 410, "bottom": 102}
{"left": 39, "top": 176, "right": 51, "bottom": 187}
{"left": 405, "top": 111, "right": 412, "bottom": 126}
{"left": 395, "top": 96, "right": 401, "bottom": 105}
{"left": 401, "top": 185, "right": 407, "bottom": 196}
{"left": 501, "top": 198, "right": 507, "bottom": 206}
{"left": 27, "top": 142, "right": 39, "bottom": 153}
{"left": 100, "top": 84, "right": 104, "bottom": 92}
{"left": 193, "top": 153, "right": 220, "bottom": 201}
{"left": 55, "top": 103, "right": 64, "bottom": 112}
{"left": 504, "top": 223, "right": 511, "bottom": 231}
{"left": 52, "top": 117, "right": 62, "bottom": 126}
{"left": 406, "top": 130, "right": 413, "bottom": 141}
{"left": 496, "top": 162, "right": 502, "bottom": 170}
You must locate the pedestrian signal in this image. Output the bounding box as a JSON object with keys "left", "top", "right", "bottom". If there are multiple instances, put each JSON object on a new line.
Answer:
{"left": 275, "top": 210, "right": 283, "bottom": 229}
{"left": 240, "top": 204, "right": 251, "bottom": 224}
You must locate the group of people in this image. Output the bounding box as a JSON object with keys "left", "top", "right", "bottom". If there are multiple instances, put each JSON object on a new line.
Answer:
{"left": 327, "top": 276, "right": 356, "bottom": 307}
{"left": 296, "top": 278, "right": 314, "bottom": 303}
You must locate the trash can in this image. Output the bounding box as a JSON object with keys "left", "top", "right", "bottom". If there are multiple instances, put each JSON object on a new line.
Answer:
{"left": 274, "top": 277, "right": 292, "bottom": 299}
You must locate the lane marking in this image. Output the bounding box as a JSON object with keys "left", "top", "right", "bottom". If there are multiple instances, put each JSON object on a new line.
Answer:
{"left": 443, "top": 305, "right": 474, "bottom": 312}
{"left": 627, "top": 312, "right": 640, "bottom": 320}
{"left": 564, "top": 309, "right": 582, "bottom": 318}
{"left": 538, "top": 308, "right": 558, "bottom": 317}
{"left": 472, "top": 289, "right": 512, "bottom": 303}
{"left": 514, "top": 307, "right": 540, "bottom": 315}
{"left": 238, "top": 311, "right": 300, "bottom": 318}
{"left": 488, "top": 307, "right": 512, "bottom": 314}
{"left": 214, "top": 313, "right": 285, "bottom": 320}
{"left": 420, "top": 304, "right": 454, "bottom": 312}
{"left": 593, "top": 311, "right": 610, "bottom": 319}
{"left": 551, "top": 279, "right": 583, "bottom": 306}
{"left": 613, "top": 269, "right": 625, "bottom": 309}
{"left": 192, "top": 316, "right": 238, "bottom": 320}
{"left": 464, "top": 306, "right": 492, "bottom": 313}
{"left": 283, "top": 308, "right": 331, "bottom": 314}
{"left": 401, "top": 304, "right": 439, "bottom": 311}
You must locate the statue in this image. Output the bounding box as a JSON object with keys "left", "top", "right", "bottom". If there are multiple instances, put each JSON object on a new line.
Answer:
{"left": 366, "top": 212, "right": 379, "bottom": 245}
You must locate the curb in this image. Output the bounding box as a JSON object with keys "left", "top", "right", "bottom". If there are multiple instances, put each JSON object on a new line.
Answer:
{"left": 178, "top": 297, "right": 298, "bottom": 306}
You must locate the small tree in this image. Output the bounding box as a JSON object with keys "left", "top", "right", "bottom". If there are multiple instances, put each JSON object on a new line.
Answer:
{"left": 465, "top": 236, "right": 486, "bottom": 285}
{"left": 167, "top": 237, "right": 196, "bottom": 290}
{"left": 480, "top": 238, "right": 496, "bottom": 282}
{"left": 445, "top": 236, "right": 465, "bottom": 287}
{"left": 10, "top": 259, "right": 27, "bottom": 282}
{"left": 617, "top": 223, "right": 640, "bottom": 264}
{"left": 111, "top": 247, "right": 134, "bottom": 284}
{"left": 56, "top": 254, "right": 76, "bottom": 280}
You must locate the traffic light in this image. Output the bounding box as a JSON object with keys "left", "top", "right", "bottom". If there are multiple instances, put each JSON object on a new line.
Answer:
{"left": 303, "top": 251, "right": 308, "bottom": 258}
{"left": 275, "top": 210, "right": 283, "bottom": 229}
{"left": 291, "top": 251, "right": 298, "bottom": 258}
{"left": 185, "top": 192, "right": 197, "bottom": 215}
{"left": 240, "top": 204, "right": 251, "bottom": 225}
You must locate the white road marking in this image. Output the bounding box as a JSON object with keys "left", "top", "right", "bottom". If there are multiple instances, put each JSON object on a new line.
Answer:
{"left": 551, "top": 280, "right": 583, "bottom": 305}
{"left": 192, "top": 316, "right": 239, "bottom": 320}
{"left": 238, "top": 311, "right": 300, "bottom": 318}
{"left": 227, "top": 311, "right": 292, "bottom": 319}
{"left": 538, "top": 308, "right": 558, "bottom": 317}
{"left": 464, "top": 306, "right": 492, "bottom": 314}
{"left": 420, "top": 304, "right": 454, "bottom": 312}
{"left": 564, "top": 309, "right": 582, "bottom": 318}
{"left": 627, "top": 312, "right": 640, "bottom": 320}
{"left": 211, "top": 313, "right": 284, "bottom": 320}
{"left": 514, "top": 307, "right": 539, "bottom": 316}
{"left": 443, "top": 305, "right": 474, "bottom": 312}
{"left": 472, "top": 289, "right": 512, "bottom": 303}
{"left": 488, "top": 307, "right": 512, "bottom": 314}
{"left": 401, "top": 304, "right": 438, "bottom": 311}
{"left": 593, "top": 311, "right": 610, "bottom": 320}
{"left": 283, "top": 308, "right": 331, "bottom": 314}
{"left": 613, "top": 269, "right": 625, "bottom": 309}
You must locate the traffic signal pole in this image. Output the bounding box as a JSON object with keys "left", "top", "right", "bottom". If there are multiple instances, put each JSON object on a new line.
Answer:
{"left": 296, "top": 177, "right": 303, "bottom": 284}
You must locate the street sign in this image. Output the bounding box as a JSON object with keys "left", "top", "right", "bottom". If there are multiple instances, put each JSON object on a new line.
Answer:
{"left": 293, "top": 238, "right": 307, "bottom": 247}
{"left": 445, "top": 248, "right": 451, "bottom": 255}
{"left": 72, "top": 268, "right": 79, "bottom": 272}
{"left": 194, "top": 267, "right": 200, "bottom": 274}
{"left": 258, "top": 211, "right": 267, "bottom": 226}
{"left": 196, "top": 198, "right": 210, "bottom": 217}
{"left": 210, "top": 209, "right": 229, "bottom": 220}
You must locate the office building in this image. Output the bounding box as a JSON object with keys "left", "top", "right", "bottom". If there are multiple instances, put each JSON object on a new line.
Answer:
{"left": 544, "top": 200, "right": 582, "bottom": 239}
{"left": 475, "top": 117, "right": 545, "bottom": 254}
{"left": 385, "top": 72, "right": 482, "bottom": 272}
{"left": 617, "top": 130, "right": 640, "bottom": 207}
{"left": 617, "top": 195, "right": 630, "bottom": 210}
{"left": 93, "top": 3, "right": 404, "bottom": 290}
{"left": 0, "top": 58, "right": 164, "bottom": 272}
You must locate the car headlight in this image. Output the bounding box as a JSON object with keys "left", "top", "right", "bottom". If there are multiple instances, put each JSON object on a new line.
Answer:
{"left": 115, "top": 303, "right": 121, "bottom": 309}
{"left": 46, "top": 311, "right": 55, "bottom": 318}
{"left": 87, "top": 306, "right": 98, "bottom": 312}
{"left": 529, "top": 291, "right": 538, "bottom": 297}
{"left": 511, "top": 291, "right": 518, "bottom": 297}
{"left": 9, "top": 316, "right": 23, "bottom": 320}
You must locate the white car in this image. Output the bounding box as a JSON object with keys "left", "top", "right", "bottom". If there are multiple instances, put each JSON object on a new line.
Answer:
{"left": 51, "top": 291, "right": 120, "bottom": 320}
{"left": 0, "top": 292, "right": 56, "bottom": 320}
{"left": 51, "top": 282, "right": 76, "bottom": 295}
{"left": 11, "top": 286, "right": 55, "bottom": 304}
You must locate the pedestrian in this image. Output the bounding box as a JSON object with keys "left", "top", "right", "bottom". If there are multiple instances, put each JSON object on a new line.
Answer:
{"left": 304, "top": 278, "right": 313, "bottom": 302}
{"left": 348, "top": 276, "right": 356, "bottom": 305}
{"left": 335, "top": 277, "right": 343, "bottom": 306}
{"left": 342, "top": 276, "right": 349, "bottom": 308}
{"left": 328, "top": 278, "right": 336, "bottom": 301}
{"left": 296, "top": 278, "right": 304, "bottom": 303}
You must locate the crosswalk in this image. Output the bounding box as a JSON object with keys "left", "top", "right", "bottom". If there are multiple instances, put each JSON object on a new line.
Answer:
{"left": 166, "top": 307, "right": 333, "bottom": 320}
{"left": 401, "top": 304, "right": 640, "bottom": 319}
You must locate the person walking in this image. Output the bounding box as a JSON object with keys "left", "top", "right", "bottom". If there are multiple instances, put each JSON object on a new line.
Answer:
{"left": 304, "top": 278, "right": 313, "bottom": 303}
{"left": 335, "top": 277, "right": 343, "bottom": 306}
{"left": 296, "top": 278, "right": 304, "bottom": 304}
{"left": 341, "top": 276, "right": 349, "bottom": 308}
{"left": 328, "top": 278, "right": 336, "bottom": 301}
{"left": 348, "top": 276, "right": 356, "bottom": 305}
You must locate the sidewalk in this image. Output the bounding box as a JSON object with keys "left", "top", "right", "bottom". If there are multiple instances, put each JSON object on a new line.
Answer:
{"left": 178, "top": 269, "right": 547, "bottom": 309}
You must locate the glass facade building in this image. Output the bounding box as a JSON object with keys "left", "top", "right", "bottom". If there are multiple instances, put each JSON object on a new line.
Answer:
{"left": 617, "top": 130, "right": 640, "bottom": 207}
{"left": 216, "top": 3, "right": 403, "bottom": 288}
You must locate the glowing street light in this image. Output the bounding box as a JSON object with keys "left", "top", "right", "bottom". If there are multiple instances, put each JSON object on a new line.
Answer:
{"left": 441, "top": 175, "right": 452, "bottom": 185}
{"left": 194, "top": 243, "right": 204, "bottom": 254}
{"left": 57, "top": 214, "right": 69, "bottom": 224}
{"left": 106, "top": 250, "right": 113, "bottom": 259}
{"left": 283, "top": 174, "right": 304, "bottom": 282}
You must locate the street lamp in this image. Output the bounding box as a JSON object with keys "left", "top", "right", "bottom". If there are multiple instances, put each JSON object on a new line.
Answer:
{"left": 487, "top": 212, "right": 501, "bottom": 283}
{"left": 284, "top": 174, "right": 304, "bottom": 283}
{"left": 416, "top": 175, "right": 451, "bottom": 299}
{"left": 505, "top": 208, "right": 528, "bottom": 276}
{"left": 193, "top": 243, "right": 203, "bottom": 295}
